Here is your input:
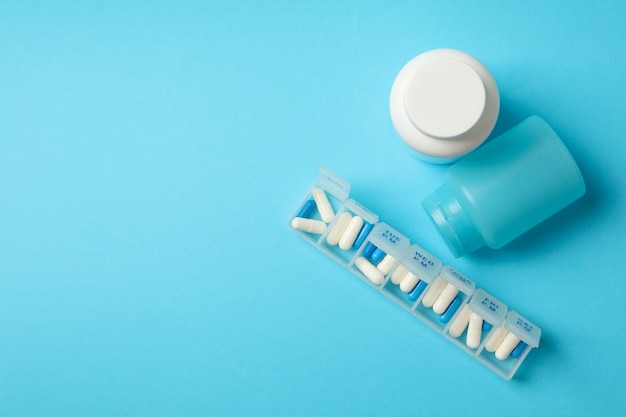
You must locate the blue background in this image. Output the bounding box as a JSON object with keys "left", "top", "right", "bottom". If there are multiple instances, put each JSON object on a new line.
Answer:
{"left": 1, "top": 1, "right": 625, "bottom": 416}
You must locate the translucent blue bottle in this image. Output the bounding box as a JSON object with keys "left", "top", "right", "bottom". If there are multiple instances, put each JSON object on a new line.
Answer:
{"left": 422, "top": 116, "right": 586, "bottom": 257}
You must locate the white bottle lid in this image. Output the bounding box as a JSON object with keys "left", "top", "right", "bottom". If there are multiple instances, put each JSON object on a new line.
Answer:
{"left": 390, "top": 49, "right": 500, "bottom": 163}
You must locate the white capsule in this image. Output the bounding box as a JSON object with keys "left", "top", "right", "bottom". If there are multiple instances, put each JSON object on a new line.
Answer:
{"left": 399, "top": 272, "right": 419, "bottom": 293}
{"left": 432, "top": 282, "right": 460, "bottom": 314}
{"left": 313, "top": 188, "right": 335, "bottom": 223}
{"left": 291, "top": 217, "right": 327, "bottom": 234}
{"left": 326, "top": 212, "right": 352, "bottom": 246}
{"left": 495, "top": 332, "right": 521, "bottom": 360}
{"left": 421, "top": 276, "right": 447, "bottom": 308}
{"left": 466, "top": 312, "right": 483, "bottom": 349}
{"left": 485, "top": 327, "right": 509, "bottom": 353}
{"left": 376, "top": 254, "right": 397, "bottom": 275}
{"left": 448, "top": 304, "right": 471, "bottom": 338}
{"left": 338, "top": 215, "right": 364, "bottom": 250}
{"left": 390, "top": 264, "right": 409, "bottom": 285}
{"left": 355, "top": 256, "right": 384, "bottom": 285}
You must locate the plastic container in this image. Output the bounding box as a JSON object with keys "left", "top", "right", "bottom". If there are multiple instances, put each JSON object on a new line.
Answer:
{"left": 288, "top": 167, "right": 541, "bottom": 380}
{"left": 422, "top": 116, "right": 586, "bottom": 257}
{"left": 389, "top": 49, "right": 500, "bottom": 163}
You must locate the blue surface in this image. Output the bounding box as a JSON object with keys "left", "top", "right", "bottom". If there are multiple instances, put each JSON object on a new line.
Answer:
{"left": 1, "top": 1, "right": 625, "bottom": 416}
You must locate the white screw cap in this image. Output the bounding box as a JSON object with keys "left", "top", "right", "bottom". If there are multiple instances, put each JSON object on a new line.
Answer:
{"left": 390, "top": 49, "right": 500, "bottom": 163}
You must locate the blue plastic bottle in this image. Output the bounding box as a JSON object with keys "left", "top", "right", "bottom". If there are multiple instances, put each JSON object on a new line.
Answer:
{"left": 422, "top": 116, "right": 586, "bottom": 257}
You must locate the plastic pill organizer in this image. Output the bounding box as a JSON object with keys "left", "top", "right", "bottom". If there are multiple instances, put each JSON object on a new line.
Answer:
{"left": 288, "top": 167, "right": 541, "bottom": 380}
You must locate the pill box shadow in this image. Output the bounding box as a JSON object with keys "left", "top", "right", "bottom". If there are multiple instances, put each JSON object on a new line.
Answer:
{"left": 467, "top": 141, "right": 605, "bottom": 262}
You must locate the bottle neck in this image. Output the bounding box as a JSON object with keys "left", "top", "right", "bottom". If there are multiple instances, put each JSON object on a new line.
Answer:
{"left": 422, "top": 185, "right": 483, "bottom": 257}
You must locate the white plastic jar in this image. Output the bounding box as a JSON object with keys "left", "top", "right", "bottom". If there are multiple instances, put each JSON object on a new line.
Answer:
{"left": 390, "top": 49, "right": 500, "bottom": 163}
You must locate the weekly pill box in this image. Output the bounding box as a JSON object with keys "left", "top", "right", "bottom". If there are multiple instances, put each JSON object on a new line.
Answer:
{"left": 288, "top": 167, "right": 541, "bottom": 380}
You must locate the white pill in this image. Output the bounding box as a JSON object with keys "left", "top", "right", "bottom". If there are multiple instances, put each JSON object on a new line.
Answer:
{"left": 355, "top": 256, "right": 384, "bottom": 285}
{"left": 399, "top": 272, "right": 419, "bottom": 293}
{"left": 495, "top": 332, "right": 521, "bottom": 360}
{"left": 432, "top": 282, "right": 460, "bottom": 314}
{"left": 326, "top": 212, "right": 352, "bottom": 246}
{"left": 421, "top": 276, "right": 447, "bottom": 308}
{"left": 390, "top": 264, "right": 409, "bottom": 285}
{"left": 485, "top": 327, "right": 509, "bottom": 353}
{"left": 466, "top": 312, "right": 483, "bottom": 349}
{"left": 338, "top": 215, "right": 364, "bottom": 250}
{"left": 291, "top": 217, "right": 327, "bottom": 234}
{"left": 376, "top": 254, "right": 397, "bottom": 275}
{"left": 313, "top": 188, "right": 335, "bottom": 223}
{"left": 448, "top": 304, "right": 471, "bottom": 338}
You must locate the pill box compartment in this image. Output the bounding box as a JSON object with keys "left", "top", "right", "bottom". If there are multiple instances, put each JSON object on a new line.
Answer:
{"left": 445, "top": 289, "right": 507, "bottom": 354}
{"left": 288, "top": 167, "right": 371, "bottom": 262}
{"left": 319, "top": 199, "right": 378, "bottom": 265}
{"left": 414, "top": 265, "right": 475, "bottom": 332}
{"left": 349, "top": 222, "right": 410, "bottom": 287}
{"left": 382, "top": 244, "right": 442, "bottom": 309}
{"left": 477, "top": 311, "right": 541, "bottom": 380}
